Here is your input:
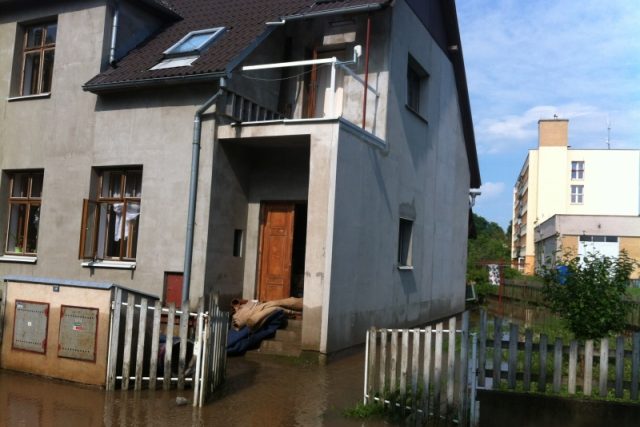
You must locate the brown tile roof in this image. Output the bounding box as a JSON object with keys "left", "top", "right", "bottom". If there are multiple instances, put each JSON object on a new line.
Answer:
{"left": 84, "top": 0, "right": 388, "bottom": 91}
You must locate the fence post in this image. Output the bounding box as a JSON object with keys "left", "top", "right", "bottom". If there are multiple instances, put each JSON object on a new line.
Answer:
{"left": 507, "top": 323, "right": 518, "bottom": 390}
{"left": 568, "top": 340, "right": 578, "bottom": 395}
{"left": 459, "top": 311, "right": 470, "bottom": 427}
{"left": 411, "top": 328, "right": 420, "bottom": 416}
{"left": 523, "top": 329, "right": 533, "bottom": 391}
{"left": 632, "top": 333, "right": 640, "bottom": 400}
{"left": 178, "top": 301, "right": 189, "bottom": 390}
{"left": 390, "top": 330, "right": 398, "bottom": 394}
{"left": 538, "top": 334, "right": 548, "bottom": 392}
{"left": 599, "top": 338, "right": 609, "bottom": 398}
{"left": 164, "top": 303, "right": 176, "bottom": 390}
{"left": 134, "top": 298, "right": 148, "bottom": 390}
{"left": 192, "top": 298, "right": 203, "bottom": 406}
{"left": 106, "top": 288, "right": 122, "bottom": 391}
{"left": 615, "top": 335, "right": 625, "bottom": 398}
{"left": 584, "top": 340, "right": 593, "bottom": 396}
{"left": 447, "top": 316, "right": 456, "bottom": 415}
{"left": 492, "top": 317, "right": 502, "bottom": 389}
{"left": 121, "top": 293, "right": 135, "bottom": 390}
{"left": 478, "top": 309, "right": 487, "bottom": 388}
{"left": 434, "top": 322, "right": 443, "bottom": 418}
{"left": 379, "top": 330, "right": 387, "bottom": 398}
{"left": 422, "top": 326, "right": 432, "bottom": 419}
{"left": 149, "top": 300, "right": 162, "bottom": 389}
{"left": 400, "top": 330, "right": 409, "bottom": 405}
{"left": 470, "top": 333, "right": 478, "bottom": 427}
{"left": 366, "top": 327, "right": 376, "bottom": 403}
{"left": 553, "top": 338, "right": 563, "bottom": 393}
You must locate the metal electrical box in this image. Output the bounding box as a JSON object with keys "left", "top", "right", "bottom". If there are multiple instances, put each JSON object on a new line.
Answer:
{"left": 58, "top": 305, "right": 99, "bottom": 361}
{"left": 13, "top": 300, "right": 49, "bottom": 353}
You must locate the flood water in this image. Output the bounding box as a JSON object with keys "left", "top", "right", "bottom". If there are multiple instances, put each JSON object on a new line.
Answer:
{"left": 0, "top": 350, "right": 392, "bottom": 427}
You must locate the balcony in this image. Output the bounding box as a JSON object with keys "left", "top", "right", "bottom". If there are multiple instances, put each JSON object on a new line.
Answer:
{"left": 221, "top": 46, "right": 382, "bottom": 139}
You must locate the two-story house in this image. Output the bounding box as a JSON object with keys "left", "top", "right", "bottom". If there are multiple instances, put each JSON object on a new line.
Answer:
{"left": 1, "top": 0, "right": 480, "bottom": 355}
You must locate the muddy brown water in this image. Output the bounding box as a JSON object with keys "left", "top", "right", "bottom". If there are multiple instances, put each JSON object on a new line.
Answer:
{"left": 0, "top": 350, "right": 393, "bottom": 427}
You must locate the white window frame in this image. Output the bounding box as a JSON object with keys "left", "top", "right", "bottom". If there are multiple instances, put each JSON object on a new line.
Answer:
{"left": 164, "top": 27, "right": 225, "bottom": 57}
{"left": 571, "top": 161, "right": 584, "bottom": 180}
{"left": 570, "top": 184, "right": 584, "bottom": 204}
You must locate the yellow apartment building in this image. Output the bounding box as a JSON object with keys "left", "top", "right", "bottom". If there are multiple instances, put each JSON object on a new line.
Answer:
{"left": 511, "top": 119, "right": 640, "bottom": 276}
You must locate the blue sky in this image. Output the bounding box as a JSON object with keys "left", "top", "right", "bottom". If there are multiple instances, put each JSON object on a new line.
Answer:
{"left": 456, "top": 0, "right": 640, "bottom": 229}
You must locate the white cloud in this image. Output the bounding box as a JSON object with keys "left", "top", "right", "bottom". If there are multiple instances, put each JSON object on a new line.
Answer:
{"left": 476, "top": 104, "right": 640, "bottom": 154}
{"left": 457, "top": 0, "right": 640, "bottom": 154}
{"left": 478, "top": 182, "right": 505, "bottom": 201}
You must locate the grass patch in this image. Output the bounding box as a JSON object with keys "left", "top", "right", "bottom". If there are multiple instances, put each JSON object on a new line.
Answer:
{"left": 343, "top": 402, "right": 388, "bottom": 419}
{"left": 627, "top": 287, "right": 640, "bottom": 301}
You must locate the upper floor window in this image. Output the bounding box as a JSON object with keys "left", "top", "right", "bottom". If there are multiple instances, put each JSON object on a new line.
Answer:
{"left": 79, "top": 168, "right": 142, "bottom": 261}
{"left": 4, "top": 171, "right": 43, "bottom": 255}
{"left": 406, "top": 54, "right": 429, "bottom": 119}
{"left": 570, "top": 184, "right": 584, "bottom": 204}
{"left": 571, "top": 161, "right": 584, "bottom": 180}
{"left": 20, "top": 21, "right": 57, "bottom": 96}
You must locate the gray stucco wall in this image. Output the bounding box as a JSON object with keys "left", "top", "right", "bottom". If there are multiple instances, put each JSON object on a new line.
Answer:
{"left": 0, "top": 3, "right": 218, "bottom": 302}
{"left": 325, "top": 0, "right": 470, "bottom": 352}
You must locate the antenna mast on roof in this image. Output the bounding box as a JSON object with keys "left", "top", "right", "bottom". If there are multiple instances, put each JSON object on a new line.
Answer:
{"left": 606, "top": 116, "right": 611, "bottom": 149}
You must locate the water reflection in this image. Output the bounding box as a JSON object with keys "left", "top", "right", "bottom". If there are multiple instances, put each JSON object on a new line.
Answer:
{"left": 1, "top": 351, "right": 386, "bottom": 427}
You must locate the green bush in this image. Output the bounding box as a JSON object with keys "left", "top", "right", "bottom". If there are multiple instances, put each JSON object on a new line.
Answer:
{"left": 540, "top": 251, "right": 635, "bottom": 339}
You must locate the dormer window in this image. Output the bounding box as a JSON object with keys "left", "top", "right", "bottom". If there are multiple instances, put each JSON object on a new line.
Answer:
{"left": 164, "top": 27, "right": 225, "bottom": 56}
{"left": 150, "top": 27, "right": 225, "bottom": 70}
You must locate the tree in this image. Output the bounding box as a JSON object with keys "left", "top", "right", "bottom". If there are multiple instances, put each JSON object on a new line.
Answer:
{"left": 467, "top": 213, "right": 513, "bottom": 286}
{"left": 540, "top": 251, "right": 635, "bottom": 339}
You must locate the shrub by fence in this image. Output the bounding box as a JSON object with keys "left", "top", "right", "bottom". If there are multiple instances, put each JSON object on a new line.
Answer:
{"left": 489, "top": 280, "right": 640, "bottom": 329}
{"left": 477, "top": 309, "right": 640, "bottom": 400}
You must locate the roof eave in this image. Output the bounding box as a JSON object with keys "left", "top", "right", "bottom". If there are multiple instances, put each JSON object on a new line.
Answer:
{"left": 442, "top": 0, "right": 481, "bottom": 188}
{"left": 83, "top": 71, "right": 226, "bottom": 93}
{"left": 275, "top": 2, "right": 389, "bottom": 22}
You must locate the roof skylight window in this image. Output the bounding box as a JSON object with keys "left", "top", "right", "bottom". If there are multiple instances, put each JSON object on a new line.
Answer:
{"left": 164, "top": 27, "right": 225, "bottom": 57}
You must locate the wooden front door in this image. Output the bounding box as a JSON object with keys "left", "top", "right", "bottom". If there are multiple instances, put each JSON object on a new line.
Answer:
{"left": 258, "top": 202, "right": 295, "bottom": 301}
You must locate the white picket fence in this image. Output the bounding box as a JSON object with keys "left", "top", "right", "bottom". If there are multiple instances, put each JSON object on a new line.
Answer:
{"left": 364, "top": 312, "right": 477, "bottom": 426}
{"left": 106, "top": 289, "right": 228, "bottom": 406}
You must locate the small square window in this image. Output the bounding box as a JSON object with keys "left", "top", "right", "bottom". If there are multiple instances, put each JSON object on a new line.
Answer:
{"left": 571, "top": 161, "right": 584, "bottom": 180}
{"left": 398, "top": 218, "right": 414, "bottom": 268}
{"left": 570, "top": 185, "right": 583, "bottom": 204}
{"left": 406, "top": 54, "right": 428, "bottom": 118}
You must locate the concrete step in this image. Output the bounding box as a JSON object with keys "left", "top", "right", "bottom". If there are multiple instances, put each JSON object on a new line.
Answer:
{"left": 284, "top": 318, "right": 302, "bottom": 331}
{"left": 248, "top": 317, "right": 303, "bottom": 358}
{"left": 274, "top": 328, "right": 300, "bottom": 342}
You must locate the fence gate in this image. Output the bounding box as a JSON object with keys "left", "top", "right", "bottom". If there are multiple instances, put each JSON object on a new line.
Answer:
{"left": 364, "top": 311, "right": 477, "bottom": 426}
{"left": 106, "top": 289, "right": 229, "bottom": 407}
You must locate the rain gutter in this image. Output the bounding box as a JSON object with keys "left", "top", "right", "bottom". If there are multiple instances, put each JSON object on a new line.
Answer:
{"left": 182, "top": 77, "right": 227, "bottom": 303}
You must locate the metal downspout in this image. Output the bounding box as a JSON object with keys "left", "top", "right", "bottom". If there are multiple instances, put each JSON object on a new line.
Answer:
{"left": 362, "top": 14, "right": 372, "bottom": 129}
{"left": 109, "top": 4, "right": 120, "bottom": 65}
{"left": 183, "top": 78, "right": 226, "bottom": 303}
